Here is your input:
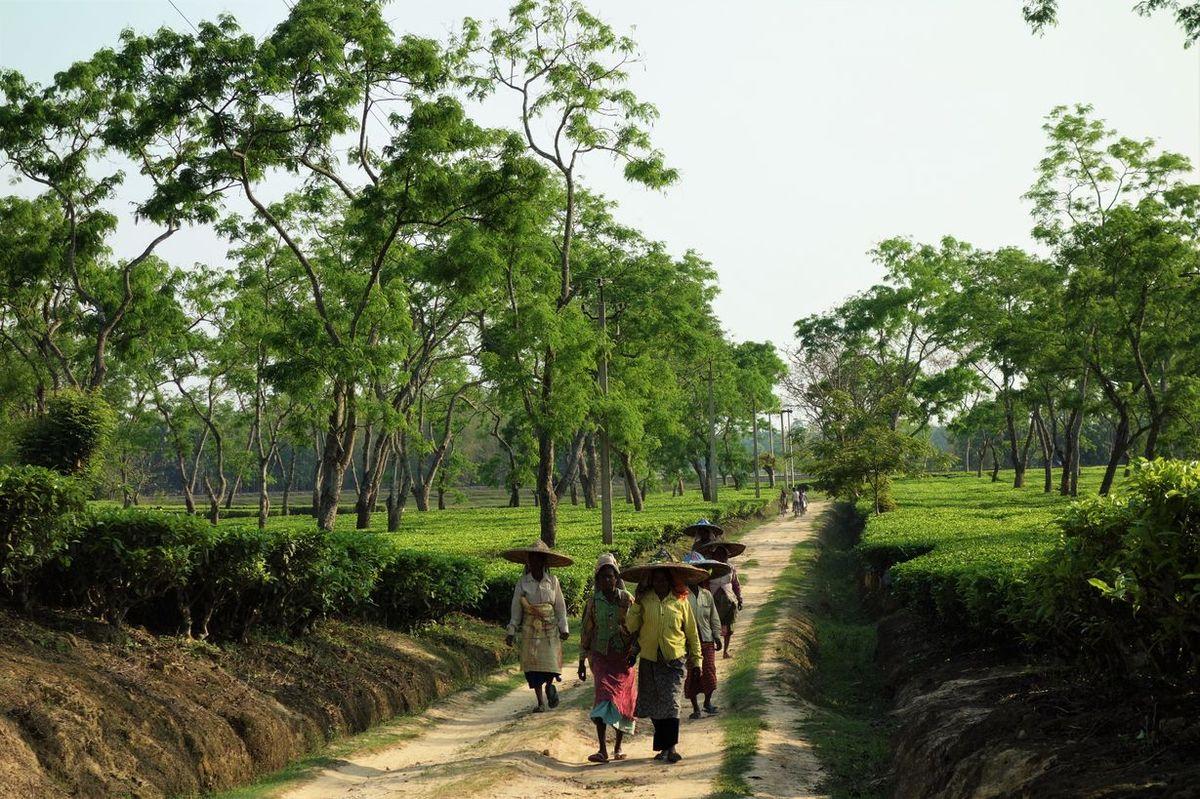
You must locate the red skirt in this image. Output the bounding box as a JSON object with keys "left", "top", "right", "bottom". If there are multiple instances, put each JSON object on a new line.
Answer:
{"left": 684, "top": 641, "right": 718, "bottom": 698}
{"left": 589, "top": 648, "right": 637, "bottom": 723}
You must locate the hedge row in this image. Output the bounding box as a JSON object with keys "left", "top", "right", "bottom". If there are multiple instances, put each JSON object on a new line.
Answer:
{"left": 860, "top": 461, "right": 1200, "bottom": 678}
{"left": 4, "top": 463, "right": 769, "bottom": 640}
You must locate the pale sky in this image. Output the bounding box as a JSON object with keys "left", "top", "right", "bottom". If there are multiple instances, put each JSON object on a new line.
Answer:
{"left": 2, "top": 0, "right": 1197, "bottom": 350}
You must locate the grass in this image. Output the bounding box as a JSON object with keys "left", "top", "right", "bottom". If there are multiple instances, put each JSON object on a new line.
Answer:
{"left": 708, "top": 529, "right": 812, "bottom": 798}
{"left": 800, "top": 507, "right": 891, "bottom": 798}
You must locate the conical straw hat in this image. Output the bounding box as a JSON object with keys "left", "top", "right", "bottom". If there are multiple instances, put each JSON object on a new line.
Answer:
{"left": 499, "top": 539, "right": 574, "bottom": 568}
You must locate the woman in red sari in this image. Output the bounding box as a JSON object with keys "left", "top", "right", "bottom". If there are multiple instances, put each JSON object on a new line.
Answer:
{"left": 578, "top": 553, "right": 636, "bottom": 763}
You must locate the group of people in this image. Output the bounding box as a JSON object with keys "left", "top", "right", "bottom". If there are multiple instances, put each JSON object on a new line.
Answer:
{"left": 502, "top": 519, "right": 746, "bottom": 765}
{"left": 779, "top": 484, "right": 809, "bottom": 517}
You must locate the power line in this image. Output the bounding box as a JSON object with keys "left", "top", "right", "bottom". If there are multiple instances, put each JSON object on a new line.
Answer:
{"left": 166, "top": 0, "right": 199, "bottom": 34}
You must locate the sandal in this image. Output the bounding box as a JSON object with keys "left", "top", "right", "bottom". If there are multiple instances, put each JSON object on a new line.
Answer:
{"left": 533, "top": 704, "right": 546, "bottom": 713}
{"left": 612, "top": 753, "right": 627, "bottom": 761}
{"left": 546, "top": 684, "right": 560, "bottom": 709}
{"left": 587, "top": 753, "right": 609, "bottom": 764}
{"left": 666, "top": 751, "right": 682, "bottom": 764}
{"left": 688, "top": 710, "right": 702, "bottom": 720}
{"left": 704, "top": 705, "right": 720, "bottom": 715}
{"left": 653, "top": 751, "right": 667, "bottom": 761}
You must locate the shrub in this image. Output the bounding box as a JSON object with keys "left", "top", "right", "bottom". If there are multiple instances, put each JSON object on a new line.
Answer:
{"left": 59, "top": 509, "right": 217, "bottom": 625}
{"left": 1022, "top": 459, "right": 1200, "bottom": 677}
{"left": 0, "top": 465, "right": 85, "bottom": 602}
{"left": 182, "top": 523, "right": 274, "bottom": 639}
{"left": 371, "top": 549, "right": 487, "bottom": 630}
{"left": 17, "top": 390, "right": 115, "bottom": 477}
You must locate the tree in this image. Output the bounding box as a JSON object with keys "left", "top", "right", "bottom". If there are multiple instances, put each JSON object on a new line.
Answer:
{"left": 133, "top": 0, "right": 536, "bottom": 529}
{"left": 1022, "top": 0, "right": 1200, "bottom": 45}
{"left": 472, "top": 0, "right": 676, "bottom": 544}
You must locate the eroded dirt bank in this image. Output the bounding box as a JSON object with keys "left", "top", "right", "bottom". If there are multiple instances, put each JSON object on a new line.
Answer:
{"left": 878, "top": 610, "right": 1200, "bottom": 799}
{"left": 0, "top": 611, "right": 509, "bottom": 798}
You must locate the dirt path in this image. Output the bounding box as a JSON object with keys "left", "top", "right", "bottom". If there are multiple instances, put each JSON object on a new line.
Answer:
{"left": 282, "top": 506, "right": 826, "bottom": 799}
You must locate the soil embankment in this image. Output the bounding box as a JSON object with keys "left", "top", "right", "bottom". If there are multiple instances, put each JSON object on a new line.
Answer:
{"left": 878, "top": 609, "right": 1200, "bottom": 799}
{"left": 0, "top": 611, "right": 509, "bottom": 798}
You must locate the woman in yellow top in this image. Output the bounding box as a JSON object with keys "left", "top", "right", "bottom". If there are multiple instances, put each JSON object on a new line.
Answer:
{"left": 621, "top": 551, "right": 706, "bottom": 764}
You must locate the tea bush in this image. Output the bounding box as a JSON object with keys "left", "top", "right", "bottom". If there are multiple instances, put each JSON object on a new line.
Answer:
{"left": 0, "top": 465, "right": 85, "bottom": 602}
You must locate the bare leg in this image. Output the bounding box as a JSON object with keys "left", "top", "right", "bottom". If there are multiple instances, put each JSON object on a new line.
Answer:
{"left": 722, "top": 627, "right": 732, "bottom": 658}
{"left": 533, "top": 683, "right": 546, "bottom": 711}
{"left": 590, "top": 718, "right": 608, "bottom": 761}
{"left": 613, "top": 730, "right": 625, "bottom": 759}
{"left": 689, "top": 695, "right": 701, "bottom": 719}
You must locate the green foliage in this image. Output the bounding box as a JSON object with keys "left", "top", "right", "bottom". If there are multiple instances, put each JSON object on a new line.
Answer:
{"left": 370, "top": 549, "right": 487, "bottom": 629}
{"left": 1022, "top": 459, "right": 1200, "bottom": 677}
{"left": 17, "top": 390, "right": 115, "bottom": 477}
{"left": 0, "top": 465, "right": 85, "bottom": 599}
{"left": 863, "top": 462, "right": 1200, "bottom": 678}
{"left": 60, "top": 509, "right": 216, "bottom": 624}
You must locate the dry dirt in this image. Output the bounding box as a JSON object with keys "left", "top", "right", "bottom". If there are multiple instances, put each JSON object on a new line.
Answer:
{"left": 282, "top": 507, "right": 828, "bottom": 799}
{"left": 0, "top": 612, "right": 509, "bottom": 798}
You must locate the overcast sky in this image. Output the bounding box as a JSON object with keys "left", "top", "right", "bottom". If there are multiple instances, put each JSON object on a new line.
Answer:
{"left": 2, "top": 0, "right": 1197, "bottom": 350}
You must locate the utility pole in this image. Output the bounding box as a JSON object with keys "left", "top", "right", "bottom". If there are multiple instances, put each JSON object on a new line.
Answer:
{"left": 707, "top": 361, "right": 718, "bottom": 503}
{"left": 751, "top": 399, "right": 761, "bottom": 499}
{"left": 783, "top": 408, "right": 794, "bottom": 486}
{"left": 598, "top": 278, "right": 613, "bottom": 544}
{"left": 778, "top": 409, "right": 787, "bottom": 488}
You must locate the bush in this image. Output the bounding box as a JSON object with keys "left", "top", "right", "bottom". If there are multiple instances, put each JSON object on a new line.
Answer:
{"left": 59, "top": 509, "right": 217, "bottom": 625}
{"left": 0, "top": 465, "right": 85, "bottom": 602}
{"left": 371, "top": 549, "right": 487, "bottom": 629}
{"left": 17, "top": 390, "right": 115, "bottom": 477}
{"left": 1021, "top": 459, "right": 1200, "bottom": 678}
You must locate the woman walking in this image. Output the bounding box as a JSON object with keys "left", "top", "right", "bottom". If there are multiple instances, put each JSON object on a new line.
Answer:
{"left": 683, "top": 518, "right": 723, "bottom": 552}
{"left": 502, "top": 540, "right": 573, "bottom": 713}
{"left": 778, "top": 487, "right": 789, "bottom": 515}
{"left": 622, "top": 551, "right": 706, "bottom": 763}
{"left": 698, "top": 540, "right": 745, "bottom": 658}
{"left": 682, "top": 552, "right": 727, "bottom": 718}
{"left": 578, "top": 554, "right": 637, "bottom": 763}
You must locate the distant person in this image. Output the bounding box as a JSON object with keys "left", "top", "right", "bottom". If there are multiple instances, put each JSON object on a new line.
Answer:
{"left": 698, "top": 540, "right": 745, "bottom": 658}
{"left": 683, "top": 518, "right": 723, "bottom": 551}
{"left": 502, "top": 540, "right": 573, "bottom": 713}
{"left": 778, "top": 487, "right": 789, "bottom": 515}
{"left": 791, "top": 486, "right": 802, "bottom": 517}
{"left": 622, "top": 553, "right": 704, "bottom": 764}
{"left": 578, "top": 553, "right": 636, "bottom": 763}
{"left": 799, "top": 485, "right": 809, "bottom": 515}
{"left": 682, "top": 552, "right": 726, "bottom": 719}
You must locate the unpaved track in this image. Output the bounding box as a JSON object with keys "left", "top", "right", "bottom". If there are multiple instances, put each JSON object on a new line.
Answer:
{"left": 284, "top": 506, "right": 826, "bottom": 799}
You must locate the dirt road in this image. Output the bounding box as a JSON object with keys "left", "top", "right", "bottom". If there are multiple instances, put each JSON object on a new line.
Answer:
{"left": 283, "top": 506, "right": 826, "bottom": 799}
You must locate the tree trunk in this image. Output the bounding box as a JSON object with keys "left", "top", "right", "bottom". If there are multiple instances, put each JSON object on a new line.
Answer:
{"left": 1034, "top": 410, "right": 1053, "bottom": 493}
{"left": 385, "top": 440, "right": 411, "bottom": 532}
{"left": 691, "top": 458, "right": 711, "bottom": 501}
{"left": 1004, "top": 402, "right": 1025, "bottom": 489}
{"left": 620, "top": 451, "right": 643, "bottom": 512}
{"left": 536, "top": 427, "right": 556, "bottom": 546}
{"left": 1099, "top": 409, "right": 1129, "bottom": 497}
{"left": 676, "top": 475, "right": 684, "bottom": 497}
{"left": 579, "top": 434, "right": 598, "bottom": 509}
{"left": 281, "top": 446, "right": 296, "bottom": 517}
{"left": 509, "top": 485, "right": 521, "bottom": 507}
{"left": 990, "top": 442, "right": 1000, "bottom": 483}
{"left": 316, "top": 381, "right": 357, "bottom": 532}
{"left": 311, "top": 433, "right": 324, "bottom": 517}
{"left": 554, "top": 431, "right": 586, "bottom": 498}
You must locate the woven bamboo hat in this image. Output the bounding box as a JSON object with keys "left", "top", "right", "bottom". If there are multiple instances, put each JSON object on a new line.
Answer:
{"left": 682, "top": 550, "right": 732, "bottom": 580}
{"left": 620, "top": 549, "right": 710, "bottom": 586}
{"left": 682, "top": 518, "right": 724, "bottom": 538}
{"left": 696, "top": 539, "right": 746, "bottom": 559}
{"left": 499, "top": 539, "right": 574, "bottom": 568}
